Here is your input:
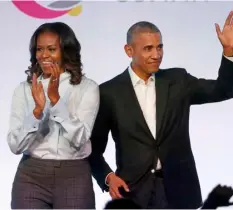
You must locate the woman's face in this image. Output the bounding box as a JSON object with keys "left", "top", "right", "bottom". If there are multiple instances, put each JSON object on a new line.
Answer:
{"left": 36, "top": 32, "right": 63, "bottom": 78}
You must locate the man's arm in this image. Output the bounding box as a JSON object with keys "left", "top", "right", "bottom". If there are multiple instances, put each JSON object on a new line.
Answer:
{"left": 187, "top": 11, "right": 233, "bottom": 104}
{"left": 187, "top": 55, "right": 233, "bottom": 105}
{"left": 89, "top": 85, "right": 113, "bottom": 192}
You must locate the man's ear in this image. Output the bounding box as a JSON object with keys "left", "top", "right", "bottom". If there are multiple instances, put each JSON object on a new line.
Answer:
{"left": 124, "top": 44, "right": 133, "bottom": 58}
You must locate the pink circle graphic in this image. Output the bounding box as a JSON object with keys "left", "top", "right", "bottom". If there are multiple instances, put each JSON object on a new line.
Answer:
{"left": 12, "top": 0, "right": 73, "bottom": 19}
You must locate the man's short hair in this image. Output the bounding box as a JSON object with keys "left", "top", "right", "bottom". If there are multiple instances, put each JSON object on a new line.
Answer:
{"left": 127, "top": 21, "right": 161, "bottom": 44}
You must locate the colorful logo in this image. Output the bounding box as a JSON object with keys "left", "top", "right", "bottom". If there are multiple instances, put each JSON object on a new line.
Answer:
{"left": 12, "top": 0, "right": 82, "bottom": 19}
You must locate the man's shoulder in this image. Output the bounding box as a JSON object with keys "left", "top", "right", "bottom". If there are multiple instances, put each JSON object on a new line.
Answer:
{"left": 99, "top": 71, "right": 126, "bottom": 89}
{"left": 158, "top": 67, "right": 187, "bottom": 80}
{"left": 159, "top": 67, "right": 187, "bottom": 75}
{"left": 98, "top": 66, "right": 188, "bottom": 90}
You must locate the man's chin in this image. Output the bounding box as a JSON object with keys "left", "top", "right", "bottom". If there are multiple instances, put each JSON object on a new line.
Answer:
{"left": 148, "top": 68, "right": 159, "bottom": 73}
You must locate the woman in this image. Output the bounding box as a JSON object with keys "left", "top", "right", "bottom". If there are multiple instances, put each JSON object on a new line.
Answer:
{"left": 7, "top": 22, "right": 99, "bottom": 209}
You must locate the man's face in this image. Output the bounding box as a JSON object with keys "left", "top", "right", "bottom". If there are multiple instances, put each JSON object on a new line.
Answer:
{"left": 125, "top": 32, "right": 163, "bottom": 77}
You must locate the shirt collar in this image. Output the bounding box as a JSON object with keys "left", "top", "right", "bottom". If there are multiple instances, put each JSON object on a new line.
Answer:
{"left": 128, "top": 64, "right": 155, "bottom": 87}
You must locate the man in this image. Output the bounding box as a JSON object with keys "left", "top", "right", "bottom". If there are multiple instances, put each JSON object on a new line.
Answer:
{"left": 89, "top": 11, "right": 233, "bottom": 209}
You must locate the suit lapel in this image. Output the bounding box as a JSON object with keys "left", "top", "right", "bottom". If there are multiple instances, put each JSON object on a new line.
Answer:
{"left": 119, "top": 69, "right": 154, "bottom": 140}
{"left": 118, "top": 69, "right": 171, "bottom": 143}
{"left": 155, "top": 71, "right": 170, "bottom": 144}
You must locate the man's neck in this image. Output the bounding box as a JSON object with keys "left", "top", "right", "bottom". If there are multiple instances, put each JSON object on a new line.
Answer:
{"left": 131, "top": 64, "right": 151, "bottom": 82}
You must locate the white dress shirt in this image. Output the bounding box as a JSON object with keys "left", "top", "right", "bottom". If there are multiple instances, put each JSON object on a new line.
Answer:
{"left": 7, "top": 72, "right": 99, "bottom": 160}
{"left": 128, "top": 65, "right": 161, "bottom": 169}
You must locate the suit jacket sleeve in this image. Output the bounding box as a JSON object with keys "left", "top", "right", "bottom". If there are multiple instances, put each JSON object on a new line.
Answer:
{"left": 89, "top": 85, "right": 113, "bottom": 192}
{"left": 186, "top": 55, "right": 233, "bottom": 105}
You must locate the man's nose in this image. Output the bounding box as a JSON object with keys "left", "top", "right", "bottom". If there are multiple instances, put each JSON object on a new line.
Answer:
{"left": 151, "top": 50, "right": 160, "bottom": 59}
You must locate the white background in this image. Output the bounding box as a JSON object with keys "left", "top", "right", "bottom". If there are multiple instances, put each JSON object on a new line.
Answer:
{"left": 0, "top": 1, "right": 233, "bottom": 209}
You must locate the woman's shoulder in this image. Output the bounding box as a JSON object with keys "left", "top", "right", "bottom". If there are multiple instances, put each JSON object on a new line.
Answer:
{"left": 13, "top": 81, "right": 30, "bottom": 94}
{"left": 79, "top": 75, "right": 99, "bottom": 89}
{"left": 71, "top": 75, "right": 99, "bottom": 99}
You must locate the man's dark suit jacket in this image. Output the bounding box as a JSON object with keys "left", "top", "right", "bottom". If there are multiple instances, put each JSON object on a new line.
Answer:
{"left": 89, "top": 56, "right": 233, "bottom": 209}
